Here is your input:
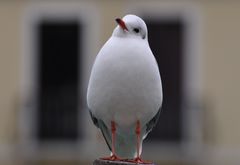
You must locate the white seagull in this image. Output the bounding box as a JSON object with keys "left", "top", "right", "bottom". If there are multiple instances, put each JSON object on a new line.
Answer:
{"left": 87, "top": 14, "right": 162, "bottom": 163}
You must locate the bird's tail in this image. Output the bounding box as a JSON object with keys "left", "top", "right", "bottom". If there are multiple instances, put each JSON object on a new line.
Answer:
{"left": 98, "top": 120, "right": 144, "bottom": 159}
{"left": 114, "top": 131, "right": 142, "bottom": 159}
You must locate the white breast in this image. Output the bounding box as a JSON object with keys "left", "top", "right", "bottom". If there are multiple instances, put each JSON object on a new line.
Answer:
{"left": 87, "top": 37, "right": 162, "bottom": 130}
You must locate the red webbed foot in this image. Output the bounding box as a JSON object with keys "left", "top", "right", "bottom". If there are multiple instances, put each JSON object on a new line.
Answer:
{"left": 100, "top": 154, "right": 122, "bottom": 161}
{"left": 127, "top": 157, "right": 152, "bottom": 164}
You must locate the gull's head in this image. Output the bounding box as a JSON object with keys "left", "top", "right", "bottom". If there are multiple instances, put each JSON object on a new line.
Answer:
{"left": 113, "top": 14, "right": 148, "bottom": 40}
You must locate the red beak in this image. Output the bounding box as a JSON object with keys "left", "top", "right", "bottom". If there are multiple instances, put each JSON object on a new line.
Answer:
{"left": 115, "top": 18, "right": 128, "bottom": 31}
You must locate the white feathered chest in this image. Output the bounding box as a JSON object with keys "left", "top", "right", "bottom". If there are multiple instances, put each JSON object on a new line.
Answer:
{"left": 87, "top": 37, "right": 162, "bottom": 131}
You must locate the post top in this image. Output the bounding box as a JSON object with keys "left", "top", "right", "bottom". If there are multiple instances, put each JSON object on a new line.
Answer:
{"left": 93, "top": 159, "right": 156, "bottom": 165}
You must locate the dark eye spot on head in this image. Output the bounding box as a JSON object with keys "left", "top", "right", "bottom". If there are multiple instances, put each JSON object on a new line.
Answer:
{"left": 133, "top": 28, "right": 140, "bottom": 33}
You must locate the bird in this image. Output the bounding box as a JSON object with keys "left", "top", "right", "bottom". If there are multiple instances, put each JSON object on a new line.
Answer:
{"left": 87, "top": 14, "right": 162, "bottom": 163}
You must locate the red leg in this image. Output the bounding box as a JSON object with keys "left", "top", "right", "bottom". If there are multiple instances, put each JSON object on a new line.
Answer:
{"left": 128, "top": 120, "right": 152, "bottom": 164}
{"left": 136, "top": 120, "right": 141, "bottom": 159}
{"left": 101, "top": 121, "right": 121, "bottom": 161}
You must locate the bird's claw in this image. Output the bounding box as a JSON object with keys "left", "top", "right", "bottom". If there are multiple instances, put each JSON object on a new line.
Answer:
{"left": 100, "top": 154, "right": 121, "bottom": 161}
{"left": 127, "top": 157, "right": 152, "bottom": 164}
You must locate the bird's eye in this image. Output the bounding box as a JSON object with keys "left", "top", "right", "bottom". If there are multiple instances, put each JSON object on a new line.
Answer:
{"left": 133, "top": 28, "right": 140, "bottom": 33}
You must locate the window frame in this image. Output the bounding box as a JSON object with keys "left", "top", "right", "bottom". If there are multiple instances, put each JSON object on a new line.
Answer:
{"left": 125, "top": 3, "right": 203, "bottom": 161}
{"left": 20, "top": 2, "right": 99, "bottom": 160}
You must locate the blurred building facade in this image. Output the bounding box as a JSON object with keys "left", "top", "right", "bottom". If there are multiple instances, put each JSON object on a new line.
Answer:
{"left": 0, "top": 1, "right": 240, "bottom": 165}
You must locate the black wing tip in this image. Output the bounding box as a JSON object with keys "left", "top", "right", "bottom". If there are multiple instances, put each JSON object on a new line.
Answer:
{"left": 89, "top": 110, "right": 100, "bottom": 128}
{"left": 146, "top": 108, "right": 162, "bottom": 133}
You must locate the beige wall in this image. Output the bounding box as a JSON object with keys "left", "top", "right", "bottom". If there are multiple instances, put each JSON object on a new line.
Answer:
{"left": 203, "top": 2, "right": 240, "bottom": 146}
{"left": 0, "top": 1, "right": 240, "bottom": 165}
{"left": 0, "top": 1, "right": 23, "bottom": 145}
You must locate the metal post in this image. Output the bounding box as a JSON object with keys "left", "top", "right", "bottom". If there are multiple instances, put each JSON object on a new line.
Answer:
{"left": 93, "top": 159, "right": 156, "bottom": 165}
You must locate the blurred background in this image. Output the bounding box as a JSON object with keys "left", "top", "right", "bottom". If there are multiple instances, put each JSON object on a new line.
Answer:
{"left": 0, "top": 0, "right": 240, "bottom": 165}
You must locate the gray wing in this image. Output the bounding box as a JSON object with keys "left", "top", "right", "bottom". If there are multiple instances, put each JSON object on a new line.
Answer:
{"left": 89, "top": 110, "right": 112, "bottom": 151}
{"left": 146, "top": 107, "right": 161, "bottom": 134}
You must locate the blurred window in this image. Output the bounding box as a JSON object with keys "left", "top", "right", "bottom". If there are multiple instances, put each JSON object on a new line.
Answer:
{"left": 37, "top": 21, "right": 82, "bottom": 141}
{"left": 145, "top": 19, "right": 184, "bottom": 142}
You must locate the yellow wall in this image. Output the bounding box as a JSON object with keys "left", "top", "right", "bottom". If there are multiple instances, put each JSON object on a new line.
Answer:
{"left": 0, "top": 1, "right": 240, "bottom": 165}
